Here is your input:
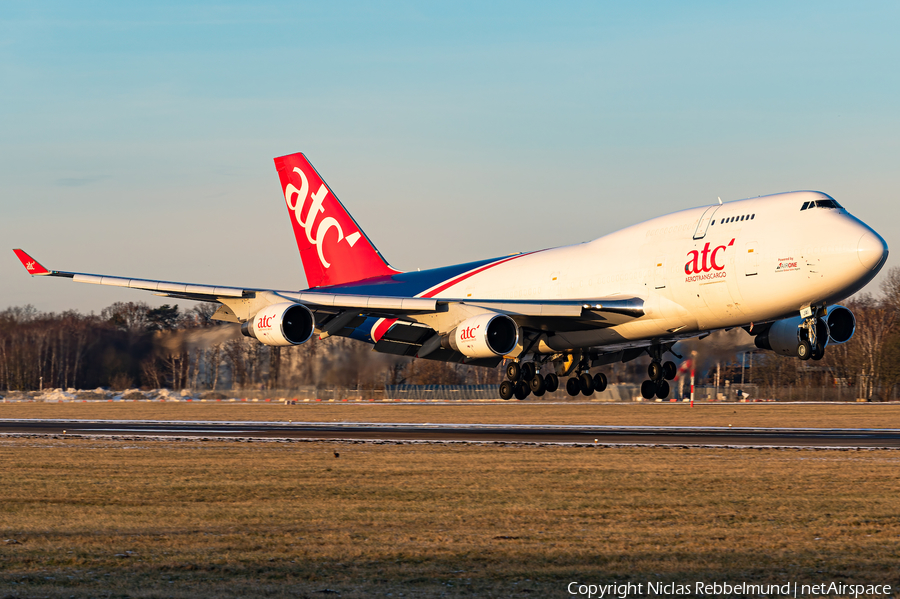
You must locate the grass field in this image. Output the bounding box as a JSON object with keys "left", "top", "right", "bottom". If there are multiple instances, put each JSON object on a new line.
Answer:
{"left": 1, "top": 437, "right": 899, "bottom": 598}
{"left": 3, "top": 400, "right": 900, "bottom": 429}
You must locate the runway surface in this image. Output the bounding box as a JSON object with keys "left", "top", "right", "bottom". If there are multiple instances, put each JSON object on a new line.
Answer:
{"left": 2, "top": 419, "right": 900, "bottom": 448}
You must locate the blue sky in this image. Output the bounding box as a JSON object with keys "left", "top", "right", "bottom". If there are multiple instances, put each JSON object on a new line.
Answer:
{"left": 2, "top": 1, "right": 898, "bottom": 312}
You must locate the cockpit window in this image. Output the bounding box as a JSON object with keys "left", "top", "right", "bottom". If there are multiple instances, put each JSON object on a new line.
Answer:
{"left": 802, "top": 198, "right": 842, "bottom": 211}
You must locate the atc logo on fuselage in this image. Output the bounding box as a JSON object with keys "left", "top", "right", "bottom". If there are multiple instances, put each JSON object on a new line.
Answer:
{"left": 684, "top": 238, "right": 735, "bottom": 282}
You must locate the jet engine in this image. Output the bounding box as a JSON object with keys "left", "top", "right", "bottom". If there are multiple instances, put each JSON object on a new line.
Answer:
{"left": 444, "top": 312, "right": 519, "bottom": 359}
{"left": 825, "top": 305, "right": 855, "bottom": 344}
{"left": 241, "top": 302, "right": 315, "bottom": 346}
{"left": 753, "top": 305, "right": 855, "bottom": 356}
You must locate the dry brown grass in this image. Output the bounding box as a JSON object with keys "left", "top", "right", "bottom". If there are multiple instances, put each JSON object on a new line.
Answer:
{"left": 3, "top": 400, "right": 900, "bottom": 429}
{"left": 1, "top": 438, "right": 898, "bottom": 598}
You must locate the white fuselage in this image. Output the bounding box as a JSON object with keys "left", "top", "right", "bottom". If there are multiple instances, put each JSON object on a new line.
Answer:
{"left": 426, "top": 191, "right": 886, "bottom": 352}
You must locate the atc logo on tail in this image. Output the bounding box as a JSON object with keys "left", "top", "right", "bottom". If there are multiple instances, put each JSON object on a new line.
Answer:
{"left": 274, "top": 153, "right": 398, "bottom": 288}
{"left": 282, "top": 166, "right": 362, "bottom": 267}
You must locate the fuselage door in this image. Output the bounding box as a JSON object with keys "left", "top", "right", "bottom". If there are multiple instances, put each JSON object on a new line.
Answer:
{"left": 744, "top": 242, "right": 759, "bottom": 276}
{"left": 653, "top": 258, "right": 666, "bottom": 289}
{"left": 693, "top": 206, "right": 721, "bottom": 240}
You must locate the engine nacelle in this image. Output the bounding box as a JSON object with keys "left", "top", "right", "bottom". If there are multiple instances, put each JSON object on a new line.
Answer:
{"left": 446, "top": 312, "right": 519, "bottom": 358}
{"left": 754, "top": 305, "right": 856, "bottom": 356}
{"left": 241, "top": 302, "right": 315, "bottom": 346}
{"left": 754, "top": 315, "right": 816, "bottom": 356}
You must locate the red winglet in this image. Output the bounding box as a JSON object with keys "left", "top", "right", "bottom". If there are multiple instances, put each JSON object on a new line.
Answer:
{"left": 13, "top": 249, "right": 50, "bottom": 275}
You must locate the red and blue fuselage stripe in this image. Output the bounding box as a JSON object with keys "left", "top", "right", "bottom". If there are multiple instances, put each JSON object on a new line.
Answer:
{"left": 318, "top": 253, "right": 535, "bottom": 344}
{"left": 317, "top": 256, "right": 501, "bottom": 298}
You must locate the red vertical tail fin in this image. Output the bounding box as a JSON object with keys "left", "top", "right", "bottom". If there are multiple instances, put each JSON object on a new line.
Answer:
{"left": 274, "top": 153, "right": 399, "bottom": 289}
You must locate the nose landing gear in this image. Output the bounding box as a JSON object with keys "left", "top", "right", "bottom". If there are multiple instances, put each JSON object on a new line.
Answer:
{"left": 798, "top": 307, "right": 828, "bottom": 361}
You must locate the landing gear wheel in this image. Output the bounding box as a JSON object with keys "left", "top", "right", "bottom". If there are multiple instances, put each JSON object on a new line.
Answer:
{"left": 529, "top": 374, "right": 546, "bottom": 395}
{"left": 640, "top": 380, "right": 657, "bottom": 400}
{"left": 592, "top": 372, "right": 608, "bottom": 393}
{"left": 662, "top": 361, "right": 677, "bottom": 381}
{"left": 648, "top": 361, "right": 663, "bottom": 382}
{"left": 513, "top": 382, "right": 530, "bottom": 400}
{"left": 544, "top": 373, "right": 559, "bottom": 393}
{"left": 520, "top": 362, "right": 536, "bottom": 382}
{"left": 655, "top": 379, "right": 670, "bottom": 400}
{"left": 506, "top": 362, "right": 521, "bottom": 381}
{"left": 498, "top": 380, "right": 514, "bottom": 400}
{"left": 566, "top": 377, "right": 581, "bottom": 397}
{"left": 811, "top": 343, "right": 825, "bottom": 361}
{"left": 797, "top": 340, "right": 812, "bottom": 361}
{"left": 579, "top": 373, "right": 595, "bottom": 396}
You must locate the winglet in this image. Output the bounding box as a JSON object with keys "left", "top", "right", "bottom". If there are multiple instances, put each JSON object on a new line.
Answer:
{"left": 13, "top": 249, "right": 51, "bottom": 275}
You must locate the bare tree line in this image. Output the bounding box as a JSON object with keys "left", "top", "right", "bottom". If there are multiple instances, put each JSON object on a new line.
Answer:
{"left": 0, "top": 302, "right": 503, "bottom": 393}
{"left": 2, "top": 267, "right": 899, "bottom": 398}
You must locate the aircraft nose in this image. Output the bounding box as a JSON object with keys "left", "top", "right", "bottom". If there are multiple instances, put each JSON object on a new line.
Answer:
{"left": 857, "top": 230, "right": 888, "bottom": 271}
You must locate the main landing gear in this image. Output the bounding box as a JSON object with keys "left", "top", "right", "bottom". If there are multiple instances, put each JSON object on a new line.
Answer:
{"left": 564, "top": 370, "right": 608, "bottom": 397}
{"left": 501, "top": 360, "right": 553, "bottom": 400}
{"left": 640, "top": 346, "right": 677, "bottom": 400}
{"left": 498, "top": 359, "right": 606, "bottom": 400}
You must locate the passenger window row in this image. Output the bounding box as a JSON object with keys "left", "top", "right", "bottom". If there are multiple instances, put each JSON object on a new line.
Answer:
{"left": 712, "top": 214, "right": 755, "bottom": 226}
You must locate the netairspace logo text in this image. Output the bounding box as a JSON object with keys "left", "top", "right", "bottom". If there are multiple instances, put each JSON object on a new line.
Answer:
{"left": 567, "top": 580, "right": 893, "bottom": 598}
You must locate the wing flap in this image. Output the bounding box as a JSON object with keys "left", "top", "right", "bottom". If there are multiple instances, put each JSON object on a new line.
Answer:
{"left": 128, "top": 279, "right": 159, "bottom": 291}
{"left": 462, "top": 301, "right": 582, "bottom": 317}
{"left": 458, "top": 297, "right": 644, "bottom": 319}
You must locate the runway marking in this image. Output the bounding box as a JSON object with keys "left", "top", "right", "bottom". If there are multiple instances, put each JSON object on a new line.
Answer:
{"left": 1, "top": 432, "right": 898, "bottom": 452}
{"left": 4, "top": 418, "right": 900, "bottom": 433}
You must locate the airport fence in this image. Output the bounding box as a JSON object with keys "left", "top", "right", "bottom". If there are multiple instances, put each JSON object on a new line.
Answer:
{"left": 210, "top": 384, "right": 642, "bottom": 401}
{"left": 5, "top": 383, "right": 887, "bottom": 403}
{"left": 686, "top": 384, "right": 889, "bottom": 402}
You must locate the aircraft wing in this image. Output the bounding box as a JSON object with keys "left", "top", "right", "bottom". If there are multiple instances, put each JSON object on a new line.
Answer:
{"left": 12, "top": 249, "right": 438, "bottom": 320}
{"left": 13, "top": 249, "right": 645, "bottom": 363}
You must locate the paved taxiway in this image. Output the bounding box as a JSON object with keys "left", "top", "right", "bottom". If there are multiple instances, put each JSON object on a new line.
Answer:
{"left": 2, "top": 419, "right": 900, "bottom": 448}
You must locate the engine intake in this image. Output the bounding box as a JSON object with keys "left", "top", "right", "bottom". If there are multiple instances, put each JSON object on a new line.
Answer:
{"left": 241, "top": 302, "right": 315, "bottom": 346}
{"left": 446, "top": 313, "right": 519, "bottom": 358}
{"left": 826, "top": 305, "right": 855, "bottom": 344}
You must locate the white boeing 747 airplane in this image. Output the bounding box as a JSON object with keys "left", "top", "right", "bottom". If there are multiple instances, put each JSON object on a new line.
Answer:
{"left": 15, "top": 153, "right": 888, "bottom": 400}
